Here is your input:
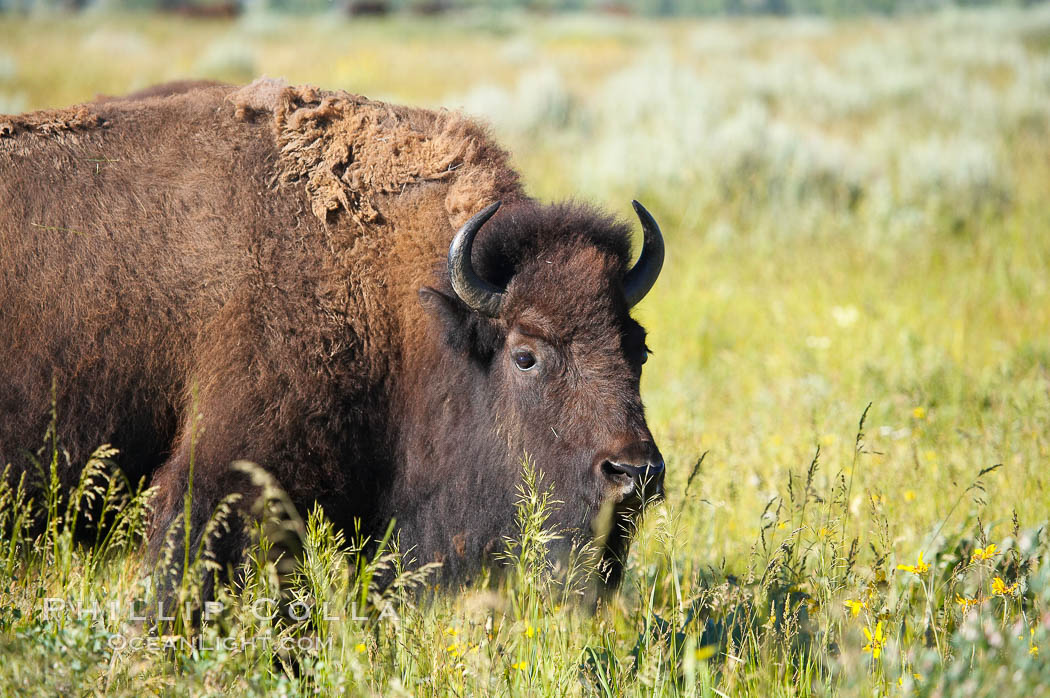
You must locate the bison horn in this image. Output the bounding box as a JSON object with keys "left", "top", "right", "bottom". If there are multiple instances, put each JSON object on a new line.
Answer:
{"left": 448, "top": 201, "right": 505, "bottom": 317}
{"left": 623, "top": 200, "right": 665, "bottom": 308}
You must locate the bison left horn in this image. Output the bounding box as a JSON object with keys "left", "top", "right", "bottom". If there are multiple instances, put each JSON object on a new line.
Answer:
{"left": 448, "top": 201, "right": 506, "bottom": 317}
{"left": 623, "top": 200, "right": 665, "bottom": 308}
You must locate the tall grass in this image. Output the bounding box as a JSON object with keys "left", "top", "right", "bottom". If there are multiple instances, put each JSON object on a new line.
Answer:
{"left": 1, "top": 7, "right": 1049, "bottom": 695}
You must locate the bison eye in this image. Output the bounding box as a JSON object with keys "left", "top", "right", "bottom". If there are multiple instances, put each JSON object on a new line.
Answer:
{"left": 641, "top": 345, "right": 652, "bottom": 365}
{"left": 513, "top": 350, "right": 537, "bottom": 371}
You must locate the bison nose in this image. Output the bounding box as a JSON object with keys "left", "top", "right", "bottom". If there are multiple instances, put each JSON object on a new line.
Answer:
{"left": 599, "top": 441, "right": 665, "bottom": 490}
{"left": 602, "top": 459, "right": 664, "bottom": 481}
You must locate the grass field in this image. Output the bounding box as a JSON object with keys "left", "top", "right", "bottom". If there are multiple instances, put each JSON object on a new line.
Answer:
{"left": 2, "top": 6, "right": 1050, "bottom": 696}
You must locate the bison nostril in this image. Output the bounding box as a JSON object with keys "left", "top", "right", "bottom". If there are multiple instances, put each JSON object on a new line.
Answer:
{"left": 602, "top": 460, "right": 630, "bottom": 479}
{"left": 602, "top": 459, "right": 664, "bottom": 481}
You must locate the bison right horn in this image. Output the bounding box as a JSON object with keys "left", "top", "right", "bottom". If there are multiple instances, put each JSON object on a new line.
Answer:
{"left": 623, "top": 201, "right": 665, "bottom": 308}
{"left": 448, "top": 201, "right": 506, "bottom": 317}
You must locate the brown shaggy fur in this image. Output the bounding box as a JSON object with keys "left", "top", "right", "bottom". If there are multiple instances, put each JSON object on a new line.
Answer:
{"left": 0, "top": 79, "right": 661, "bottom": 597}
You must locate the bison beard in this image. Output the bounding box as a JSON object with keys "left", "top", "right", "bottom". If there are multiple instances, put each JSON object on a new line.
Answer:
{"left": 0, "top": 79, "right": 665, "bottom": 603}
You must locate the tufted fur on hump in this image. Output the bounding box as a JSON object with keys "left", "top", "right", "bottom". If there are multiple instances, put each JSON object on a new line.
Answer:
{"left": 228, "top": 78, "right": 523, "bottom": 229}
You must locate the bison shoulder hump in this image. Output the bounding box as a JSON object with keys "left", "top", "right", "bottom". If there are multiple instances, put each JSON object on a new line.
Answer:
{"left": 227, "top": 77, "right": 523, "bottom": 228}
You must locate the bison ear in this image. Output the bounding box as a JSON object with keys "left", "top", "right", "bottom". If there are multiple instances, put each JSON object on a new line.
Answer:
{"left": 418, "top": 286, "right": 501, "bottom": 361}
{"left": 419, "top": 286, "right": 468, "bottom": 329}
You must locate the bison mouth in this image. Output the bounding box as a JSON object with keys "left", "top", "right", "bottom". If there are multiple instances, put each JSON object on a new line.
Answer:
{"left": 591, "top": 479, "right": 664, "bottom": 591}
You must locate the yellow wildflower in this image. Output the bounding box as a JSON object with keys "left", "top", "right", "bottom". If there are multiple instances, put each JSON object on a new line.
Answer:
{"left": 818, "top": 526, "right": 833, "bottom": 538}
{"left": 955, "top": 595, "right": 979, "bottom": 611}
{"left": 843, "top": 599, "right": 867, "bottom": 617}
{"left": 903, "top": 489, "right": 916, "bottom": 502}
{"left": 445, "top": 627, "right": 459, "bottom": 636}
{"left": 862, "top": 621, "right": 886, "bottom": 660}
{"left": 524, "top": 625, "right": 535, "bottom": 638}
{"left": 971, "top": 544, "right": 998, "bottom": 562}
{"left": 1031, "top": 645, "right": 1039, "bottom": 657}
{"left": 355, "top": 643, "right": 367, "bottom": 653}
{"left": 897, "top": 551, "right": 930, "bottom": 575}
{"left": 912, "top": 407, "right": 926, "bottom": 420}
{"left": 898, "top": 673, "right": 922, "bottom": 687}
{"left": 991, "top": 576, "right": 1018, "bottom": 596}
{"left": 447, "top": 643, "right": 461, "bottom": 657}
{"left": 511, "top": 660, "right": 527, "bottom": 670}
{"left": 695, "top": 645, "right": 717, "bottom": 661}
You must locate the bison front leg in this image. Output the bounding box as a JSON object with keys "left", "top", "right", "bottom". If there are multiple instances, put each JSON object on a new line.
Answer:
{"left": 143, "top": 285, "right": 343, "bottom": 623}
{"left": 146, "top": 413, "right": 304, "bottom": 625}
{"left": 146, "top": 450, "right": 244, "bottom": 624}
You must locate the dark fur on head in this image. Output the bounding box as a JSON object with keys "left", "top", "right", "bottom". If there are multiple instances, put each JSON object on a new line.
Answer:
{"left": 427, "top": 202, "right": 633, "bottom": 364}
{"left": 473, "top": 202, "right": 632, "bottom": 288}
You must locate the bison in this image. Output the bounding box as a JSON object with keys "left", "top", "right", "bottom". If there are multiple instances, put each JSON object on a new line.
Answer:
{"left": 0, "top": 78, "right": 665, "bottom": 601}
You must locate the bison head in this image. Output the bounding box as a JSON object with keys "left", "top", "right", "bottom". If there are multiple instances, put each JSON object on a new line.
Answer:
{"left": 409, "top": 200, "right": 664, "bottom": 590}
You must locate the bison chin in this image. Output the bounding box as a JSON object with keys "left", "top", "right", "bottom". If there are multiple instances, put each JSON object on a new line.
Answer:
{"left": 519, "top": 463, "right": 664, "bottom": 599}
{"left": 586, "top": 477, "right": 664, "bottom": 593}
